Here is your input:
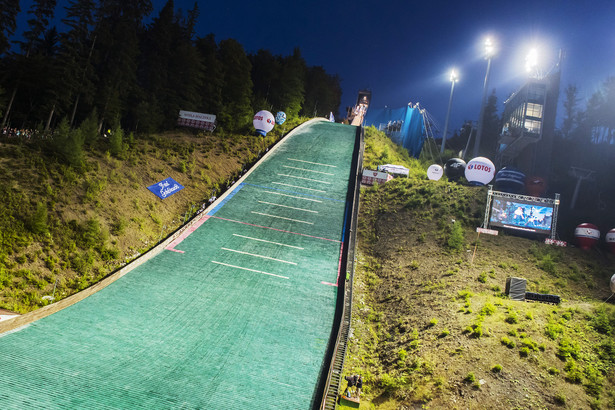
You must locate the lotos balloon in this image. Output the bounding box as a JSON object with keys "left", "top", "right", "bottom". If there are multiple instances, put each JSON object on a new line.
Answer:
{"left": 574, "top": 223, "right": 600, "bottom": 250}
{"left": 427, "top": 164, "right": 443, "bottom": 181}
{"left": 444, "top": 158, "right": 466, "bottom": 181}
{"left": 253, "top": 110, "right": 275, "bottom": 136}
{"left": 465, "top": 157, "right": 495, "bottom": 186}
{"left": 275, "top": 111, "right": 287, "bottom": 125}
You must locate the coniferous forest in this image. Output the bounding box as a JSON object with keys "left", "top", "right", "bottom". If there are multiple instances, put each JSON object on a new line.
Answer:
{"left": 0, "top": 0, "right": 342, "bottom": 135}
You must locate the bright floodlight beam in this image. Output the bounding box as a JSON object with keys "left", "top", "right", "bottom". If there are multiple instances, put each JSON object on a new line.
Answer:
{"left": 473, "top": 37, "right": 496, "bottom": 158}
{"left": 525, "top": 47, "right": 539, "bottom": 77}
{"left": 440, "top": 69, "right": 458, "bottom": 154}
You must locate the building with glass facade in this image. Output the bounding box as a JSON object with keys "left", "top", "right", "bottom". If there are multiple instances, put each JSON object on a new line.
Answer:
{"left": 496, "top": 69, "right": 561, "bottom": 180}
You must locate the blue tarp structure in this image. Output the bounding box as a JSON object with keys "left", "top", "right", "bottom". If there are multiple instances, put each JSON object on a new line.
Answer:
{"left": 364, "top": 106, "right": 426, "bottom": 158}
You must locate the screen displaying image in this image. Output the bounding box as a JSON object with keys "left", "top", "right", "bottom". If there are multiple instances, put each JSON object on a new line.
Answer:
{"left": 489, "top": 198, "right": 553, "bottom": 234}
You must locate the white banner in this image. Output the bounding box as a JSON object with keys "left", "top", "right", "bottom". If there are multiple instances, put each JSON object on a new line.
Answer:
{"left": 178, "top": 110, "right": 216, "bottom": 123}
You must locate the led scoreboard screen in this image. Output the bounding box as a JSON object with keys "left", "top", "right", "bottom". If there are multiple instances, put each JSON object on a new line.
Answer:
{"left": 489, "top": 198, "right": 554, "bottom": 234}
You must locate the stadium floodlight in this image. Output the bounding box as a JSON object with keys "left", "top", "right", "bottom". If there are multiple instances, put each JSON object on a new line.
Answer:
{"left": 525, "top": 47, "right": 539, "bottom": 76}
{"left": 440, "top": 69, "right": 459, "bottom": 154}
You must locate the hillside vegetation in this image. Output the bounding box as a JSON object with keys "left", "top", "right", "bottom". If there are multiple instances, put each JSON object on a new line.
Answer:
{"left": 341, "top": 128, "right": 615, "bottom": 409}
{"left": 0, "top": 117, "right": 306, "bottom": 314}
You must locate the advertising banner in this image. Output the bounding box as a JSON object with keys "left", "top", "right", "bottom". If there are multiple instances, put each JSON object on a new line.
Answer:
{"left": 177, "top": 110, "right": 216, "bottom": 131}
{"left": 148, "top": 177, "right": 184, "bottom": 199}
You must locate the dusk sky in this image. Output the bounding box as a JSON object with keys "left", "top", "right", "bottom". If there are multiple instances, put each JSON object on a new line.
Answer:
{"left": 15, "top": 0, "right": 615, "bottom": 134}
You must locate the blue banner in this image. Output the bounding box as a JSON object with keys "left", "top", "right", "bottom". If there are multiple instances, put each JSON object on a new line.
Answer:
{"left": 148, "top": 177, "right": 184, "bottom": 199}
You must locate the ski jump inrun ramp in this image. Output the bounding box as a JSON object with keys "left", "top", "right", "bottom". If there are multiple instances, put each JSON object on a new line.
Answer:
{"left": 0, "top": 118, "right": 360, "bottom": 409}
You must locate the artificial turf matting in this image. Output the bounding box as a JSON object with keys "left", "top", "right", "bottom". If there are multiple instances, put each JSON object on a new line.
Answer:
{"left": 0, "top": 119, "right": 358, "bottom": 409}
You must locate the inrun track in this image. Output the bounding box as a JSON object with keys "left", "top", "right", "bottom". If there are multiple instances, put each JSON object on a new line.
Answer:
{"left": 0, "top": 118, "right": 359, "bottom": 409}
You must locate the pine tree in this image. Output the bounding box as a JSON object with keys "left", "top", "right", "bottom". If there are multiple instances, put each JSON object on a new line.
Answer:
{"left": 92, "top": 0, "right": 152, "bottom": 131}
{"left": 195, "top": 33, "right": 223, "bottom": 115}
{"left": 302, "top": 66, "right": 342, "bottom": 118}
{"left": 1, "top": 0, "right": 58, "bottom": 128}
{"left": 561, "top": 85, "right": 579, "bottom": 139}
{"left": 60, "top": 0, "right": 97, "bottom": 126}
{"left": 218, "top": 38, "right": 253, "bottom": 132}
{"left": 0, "top": 0, "right": 21, "bottom": 56}
{"left": 271, "top": 48, "right": 305, "bottom": 119}
{"left": 250, "top": 49, "right": 280, "bottom": 111}
{"left": 478, "top": 89, "right": 500, "bottom": 158}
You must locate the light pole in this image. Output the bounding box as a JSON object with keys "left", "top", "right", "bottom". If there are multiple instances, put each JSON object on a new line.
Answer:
{"left": 473, "top": 37, "right": 495, "bottom": 158}
{"left": 440, "top": 69, "right": 458, "bottom": 154}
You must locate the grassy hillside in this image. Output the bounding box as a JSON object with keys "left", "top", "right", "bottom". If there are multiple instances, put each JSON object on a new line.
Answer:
{"left": 341, "top": 130, "right": 615, "bottom": 409}
{"left": 0, "top": 117, "right": 307, "bottom": 313}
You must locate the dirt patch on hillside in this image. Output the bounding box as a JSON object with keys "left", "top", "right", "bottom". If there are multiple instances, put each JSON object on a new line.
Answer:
{"left": 343, "top": 178, "right": 615, "bottom": 409}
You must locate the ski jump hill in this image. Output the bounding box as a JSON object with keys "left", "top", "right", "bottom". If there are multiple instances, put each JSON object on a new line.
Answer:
{"left": 0, "top": 118, "right": 361, "bottom": 409}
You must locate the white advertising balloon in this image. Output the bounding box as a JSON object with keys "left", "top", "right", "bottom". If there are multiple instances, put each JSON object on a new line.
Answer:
{"left": 253, "top": 110, "right": 275, "bottom": 136}
{"left": 610, "top": 273, "right": 615, "bottom": 293}
{"left": 427, "top": 164, "right": 443, "bottom": 181}
{"left": 465, "top": 157, "right": 496, "bottom": 185}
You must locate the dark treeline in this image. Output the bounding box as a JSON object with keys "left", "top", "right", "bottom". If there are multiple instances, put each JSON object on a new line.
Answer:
{"left": 0, "top": 0, "right": 342, "bottom": 135}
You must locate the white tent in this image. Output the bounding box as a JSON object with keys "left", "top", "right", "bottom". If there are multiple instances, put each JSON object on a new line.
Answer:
{"left": 378, "top": 164, "right": 409, "bottom": 176}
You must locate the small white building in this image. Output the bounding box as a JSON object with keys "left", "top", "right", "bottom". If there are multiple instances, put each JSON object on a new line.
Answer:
{"left": 378, "top": 164, "right": 409, "bottom": 177}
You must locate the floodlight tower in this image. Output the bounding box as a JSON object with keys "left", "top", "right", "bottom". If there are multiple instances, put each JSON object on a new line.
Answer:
{"left": 440, "top": 69, "right": 459, "bottom": 154}
{"left": 473, "top": 37, "right": 496, "bottom": 158}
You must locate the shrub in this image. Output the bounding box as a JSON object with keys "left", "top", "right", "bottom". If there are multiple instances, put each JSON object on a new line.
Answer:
{"left": 545, "top": 320, "right": 564, "bottom": 340}
{"left": 519, "top": 347, "right": 530, "bottom": 357}
{"left": 477, "top": 272, "right": 487, "bottom": 283}
{"left": 537, "top": 254, "right": 556, "bottom": 274}
{"left": 557, "top": 337, "right": 580, "bottom": 360}
{"left": 501, "top": 337, "right": 515, "bottom": 349}
{"left": 30, "top": 202, "right": 49, "bottom": 235}
{"left": 491, "top": 364, "right": 502, "bottom": 373}
{"left": 429, "top": 318, "right": 438, "bottom": 327}
{"left": 505, "top": 311, "right": 519, "bottom": 324}
{"left": 553, "top": 393, "right": 566, "bottom": 405}
{"left": 439, "top": 329, "right": 450, "bottom": 338}
{"left": 584, "top": 365, "right": 604, "bottom": 398}
{"left": 480, "top": 303, "right": 496, "bottom": 316}
{"left": 591, "top": 307, "right": 612, "bottom": 335}
{"left": 464, "top": 372, "right": 476, "bottom": 383}
{"left": 564, "top": 360, "right": 583, "bottom": 384}
{"left": 447, "top": 221, "right": 465, "bottom": 251}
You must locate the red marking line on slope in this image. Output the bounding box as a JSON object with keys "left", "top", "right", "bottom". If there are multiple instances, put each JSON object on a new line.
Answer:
{"left": 210, "top": 216, "right": 342, "bottom": 243}
{"left": 165, "top": 215, "right": 211, "bottom": 253}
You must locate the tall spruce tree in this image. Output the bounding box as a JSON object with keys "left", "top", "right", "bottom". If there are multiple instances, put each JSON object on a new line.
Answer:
{"left": 271, "top": 48, "right": 305, "bottom": 119}
{"left": 302, "top": 66, "right": 342, "bottom": 118}
{"left": 92, "top": 0, "right": 152, "bottom": 131}
{"left": 218, "top": 38, "right": 253, "bottom": 132}
{"left": 250, "top": 49, "right": 280, "bottom": 111}
{"left": 0, "top": 0, "right": 21, "bottom": 56}
{"left": 60, "top": 0, "right": 97, "bottom": 126}
{"left": 1, "top": 0, "right": 57, "bottom": 128}
{"left": 195, "top": 33, "right": 223, "bottom": 116}
{"left": 478, "top": 89, "right": 500, "bottom": 158}
{"left": 561, "top": 84, "right": 579, "bottom": 139}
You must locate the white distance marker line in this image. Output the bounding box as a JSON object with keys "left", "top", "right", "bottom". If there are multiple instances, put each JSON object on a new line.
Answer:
{"left": 271, "top": 182, "right": 326, "bottom": 193}
{"left": 221, "top": 247, "right": 297, "bottom": 265}
{"left": 211, "top": 261, "right": 289, "bottom": 279}
{"left": 251, "top": 211, "right": 314, "bottom": 224}
{"left": 277, "top": 173, "right": 331, "bottom": 184}
{"left": 264, "top": 191, "right": 322, "bottom": 203}
{"left": 287, "top": 158, "right": 337, "bottom": 167}
{"left": 258, "top": 200, "right": 318, "bottom": 213}
{"left": 282, "top": 165, "right": 334, "bottom": 176}
{"left": 233, "top": 234, "right": 304, "bottom": 249}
